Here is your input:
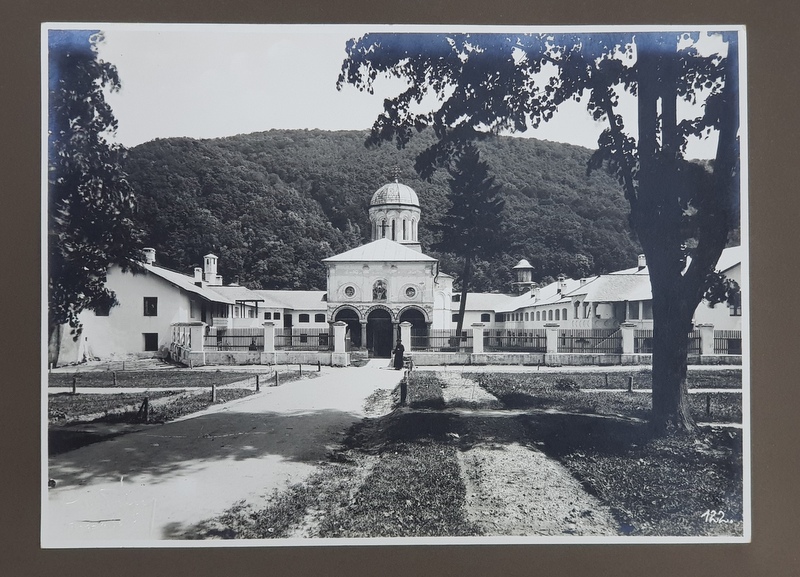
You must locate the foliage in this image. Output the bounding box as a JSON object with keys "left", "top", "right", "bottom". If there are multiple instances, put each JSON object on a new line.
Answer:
{"left": 125, "top": 129, "right": 641, "bottom": 291}
{"left": 48, "top": 30, "right": 143, "bottom": 340}
{"left": 338, "top": 31, "right": 742, "bottom": 431}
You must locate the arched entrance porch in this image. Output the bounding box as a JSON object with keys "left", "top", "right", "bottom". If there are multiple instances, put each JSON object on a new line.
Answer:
{"left": 366, "top": 307, "right": 394, "bottom": 358}
{"left": 334, "top": 307, "right": 362, "bottom": 348}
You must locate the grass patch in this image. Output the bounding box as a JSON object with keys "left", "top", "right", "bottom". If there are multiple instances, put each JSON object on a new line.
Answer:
{"left": 49, "top": 370, "right": 259, "bottom": 389}
{"left": 558, "top": 427, "right": 744, "bottom": 536}
{"left": 320, "top": 442, "right": 479, "bottom": 538}
{"left": 476, "top": 374, "right": 741, "bottom": 424}
{"left": 406, "top": 372, "right": 445, "bottom": 409}
{"left": 48, "top": 391, "right": 176, "bottom": 423}
{"left": 462, "top": 369, "right": 741, "bottom": 390}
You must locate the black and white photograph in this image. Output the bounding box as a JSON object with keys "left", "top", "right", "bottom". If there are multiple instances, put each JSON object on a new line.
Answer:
{"left": 42, "top": 23, "right": 749, "bottom": 546}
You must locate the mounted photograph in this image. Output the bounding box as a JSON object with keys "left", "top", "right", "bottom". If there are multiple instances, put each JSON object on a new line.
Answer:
{"left": 42, "top": 23, "right": 749, "bottom": 546}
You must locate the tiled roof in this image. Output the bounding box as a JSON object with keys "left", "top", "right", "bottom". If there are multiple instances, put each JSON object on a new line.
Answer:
{"left": 323, "top": 239, "right": 437, "bottom": 263}
{"left": 144, "top": 264, "right": 234, "bottom": 304}
{"left": 252, "top": 290, "right": 328, "bottom": 311}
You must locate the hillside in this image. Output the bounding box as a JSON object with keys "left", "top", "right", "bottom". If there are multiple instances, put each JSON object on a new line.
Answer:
{"left": 124, "top": 129, "right": 640, "bottom": 291}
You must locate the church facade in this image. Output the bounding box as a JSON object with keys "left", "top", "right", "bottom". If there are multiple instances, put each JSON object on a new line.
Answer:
{"left": 323, "top": 180, "right": 453, "bottom": 357}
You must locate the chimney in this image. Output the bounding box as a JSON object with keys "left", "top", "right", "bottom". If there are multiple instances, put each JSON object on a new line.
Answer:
{"left": 580, "top": 278, "right": 587, "bottom": 286}
{"left": 194, "top": 267, "right": 203, "bottom": 286}
{"left": 557, "top": 274, "right": 567, "bottom": 294}
{"left": 142, "top": 247, "right": 156, "bottom": 265}
{"left": 637, "top": 254, "right": 647, "bottom": 271}
{"left": 204, "top": 253, "right": 219, "bottom": 284}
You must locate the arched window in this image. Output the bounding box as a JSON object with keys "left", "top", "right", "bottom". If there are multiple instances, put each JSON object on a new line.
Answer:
{"left": 403, "top": 219, "right": 407, "bottom": 240}
{"left": 536, "top": 311, "right": 541, "bottom": 321}
{"left": 548, "top": 310, "right": 553, "bottom": 321}
{"left": 391, "top": 219, "right": 396, "bottom": 240}
{"left": 562, "top": 308, "right": 568, "bottom": 320}
{"left": 555, "top": 309, "right": 560, "bottom": 321}
{"left": 525, "top": 312, "right": 529, "bottom": 321}
{"left": 314, "top": 313, "right": 325, "bottom": 323}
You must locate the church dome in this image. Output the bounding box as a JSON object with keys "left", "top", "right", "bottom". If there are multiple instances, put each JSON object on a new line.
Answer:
{"left": 370, "top": 181, "right": 419, "bottom": 207}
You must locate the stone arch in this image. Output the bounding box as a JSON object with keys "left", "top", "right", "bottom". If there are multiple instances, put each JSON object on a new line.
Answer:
{"left": 398, "top": 305, "right": 430, "bottom": 325}
{"left": 333, "top": 305, "right": 363, "bottom": 348}
{"left": 331, "top": 304, "right": 363, "bottom": 322}
{"left": 365, "top": 303, "right": 396, "bottom": 321}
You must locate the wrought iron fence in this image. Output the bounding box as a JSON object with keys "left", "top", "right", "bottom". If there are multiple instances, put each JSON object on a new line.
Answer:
{"left": 635, "top": 329, "right": 654, "bottom": 353}
{"left": 558, "top": 329, "right": 622, "bottom": 354}
{"left": 204, "top": 328, "right": 263, "bottom": 351}
{"left": 484, "top": 329, "right": 546, "bottom": 352}
{"left": 275, "top": 328, "right": 332, "bottom": 351}
{"left": 687, "top": 329, "right": 701, "bottom": 355}
{"left": 714, "top": 330, "right": 742, "bottom": 354}
{"left": 411, "top": 329, "right": 473, "bottom": 352}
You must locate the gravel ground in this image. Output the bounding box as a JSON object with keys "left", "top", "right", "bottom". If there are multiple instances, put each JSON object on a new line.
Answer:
{"left": 442, "top": 371, "right": 620, "bottom": 536}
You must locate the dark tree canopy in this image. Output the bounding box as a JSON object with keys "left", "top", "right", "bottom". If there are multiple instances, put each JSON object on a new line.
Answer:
{"left": 433, "top": 142, "right": 505, "bottom": 339}
{"left": 48, "top": 30, "right": 142, "bottom": 345}
{"left": 339, "top": 30, "right": 742, "bottom": 432}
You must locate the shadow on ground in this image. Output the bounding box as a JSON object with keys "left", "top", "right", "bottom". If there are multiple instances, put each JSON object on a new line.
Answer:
{"left": 49, "top": 408, "right": 365, "bottom": 488}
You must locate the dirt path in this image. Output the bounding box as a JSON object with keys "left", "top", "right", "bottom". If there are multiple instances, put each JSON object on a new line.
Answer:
{"left": 441, "top": 373, "right": 620, "bottom": 536}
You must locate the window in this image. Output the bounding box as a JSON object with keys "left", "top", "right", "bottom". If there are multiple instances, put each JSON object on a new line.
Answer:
{"left": 274, "top": 312, "right": 281, "bottom": 320}
{"left": 405, "top": 286, "right": 417, "bottom": 298}
{"left": 299, "top": 314, "right": 310, "bottom": 323}
{"left": 315, "top": 313, "right": 326, "bottom": 323}
{"left": 495, "top": 313, "right": 504, "bottom": 322}
{"left": 548, "top": 310, "right": 553, "bottom": 321}
{"left": 143, "top": 333, "right": 159, "bottom": 352}
{"left": 452, "top": 294, "right": 461, "bottom": 302}
{"left": 452, "top": 313, "right": 461, "bottom": 322}
{"left": 95, "top": 302, "right": 110, "bottom": 316}
{"left": 344, "top": 285, "right": 355, "bottom": 297}
{"left": 143, "top": 297, "right": 158, "bottom": 316}
{"left": 264, "top": 312, "right": 272, "bottom": 320}
{"left": 481, "top": 313, "right": 491, "bottom": 322}
{"left": 642, "top": 302, "right": 653, "bottom": 320}
{"left": 525, "top": 312, "right": 529, "bottom": 321}
{"left": 562, "top": 308, "right": 568, "bottom": 320}
{"left": 555, "top": 309, "right": 560, "bottom": 321}
{"left": 628, "top": 302, "right": 640, "bottom": 320}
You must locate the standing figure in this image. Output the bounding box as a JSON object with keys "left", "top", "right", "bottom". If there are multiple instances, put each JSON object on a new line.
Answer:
{"left": 392, "top": 339, "right": 405, "bottom": 370}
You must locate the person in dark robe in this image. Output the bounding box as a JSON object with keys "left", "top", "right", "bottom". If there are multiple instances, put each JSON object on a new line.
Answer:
{"left": 392, "top": 339, "right": 405, "bottom": 370}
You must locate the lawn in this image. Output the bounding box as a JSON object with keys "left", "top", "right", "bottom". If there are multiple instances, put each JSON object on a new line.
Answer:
{"left": 48, "top": 370, "right": 261, "bottom": 389}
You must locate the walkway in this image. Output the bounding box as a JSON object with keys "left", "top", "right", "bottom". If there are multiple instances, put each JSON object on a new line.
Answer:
{"left": 44, "top": 360, "right": 403, "bottom": 545}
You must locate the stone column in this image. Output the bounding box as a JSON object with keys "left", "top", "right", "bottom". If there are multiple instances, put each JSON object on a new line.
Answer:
{"left": 262, "top": 321, "right": 275, "bottom": 353}
{"left": 392, "top": 321, "right": 400, "bottom": 342}
{"left": 544, "top": 323, "right": 560, "bottom": 354}
{"left": 360, "top": 321, "right": 367, "bottom": 350}
{"left": 620, "top": 322, "right": 636, "bottom": 355}
{"left": 400, "top": 321, "right": 412, "bottom": 349}
{"left": 471, "top": 323, "right": 485, "bottom": 354}
{"left": 697, "top": 323, "right": 715, "bottom": 356}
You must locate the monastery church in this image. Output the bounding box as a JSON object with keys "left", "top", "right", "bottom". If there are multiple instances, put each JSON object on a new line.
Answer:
{"left": 54, "top": 178, "right": 742, "bottom": 363}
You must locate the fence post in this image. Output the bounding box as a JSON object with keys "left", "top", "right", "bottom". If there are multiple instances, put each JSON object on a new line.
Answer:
{"left": 211, "top": 383, "right": 217, "bottom": 402}
{"left": 627, "top": 376, "right": 633, "bottom": 392}
{"left": 620, "top": 322, "right": 636, "bottom": 355}
{"left": 72, "top": 375, "right": 77, "bottom": 395}
{"left": 256, "top": 374, "right": 260, "bottom": 392}
{"left": 113, "top": 371, "right": 117, "bottom": 386}
{"left": 471, "top": 323, "right": 485, "bottom": 354}
{"left": 697, "top": 323, "right": 715, "bottom": 357}
{"left": 274, "top": 371, "right": 279, "bottom": 387}
{"left": 544, "top": 323, "right": 559, "bottom": 354}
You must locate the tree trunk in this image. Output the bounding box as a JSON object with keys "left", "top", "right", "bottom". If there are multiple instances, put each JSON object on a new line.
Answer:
{"left": 454, "top": 254, "right": 473, "bottom": 351}
{"left": 649, "top": 273, "right": 696, "bottom": 432}
{"left": 48, "top": 323, "right": 62, "bottom": 368}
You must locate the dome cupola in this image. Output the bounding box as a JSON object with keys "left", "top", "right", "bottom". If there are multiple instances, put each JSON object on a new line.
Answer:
{"left": 368, "top": 170, "right": 422, "bottom": 251}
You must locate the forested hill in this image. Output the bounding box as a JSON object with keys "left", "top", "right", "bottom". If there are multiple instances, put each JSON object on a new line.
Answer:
{"left": 124, "top": 129, "right": 640, "bottom": 291}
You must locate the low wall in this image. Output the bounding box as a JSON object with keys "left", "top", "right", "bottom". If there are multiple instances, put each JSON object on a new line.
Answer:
{"left": 261, "top": 351, "right": 350, "bottom": 367}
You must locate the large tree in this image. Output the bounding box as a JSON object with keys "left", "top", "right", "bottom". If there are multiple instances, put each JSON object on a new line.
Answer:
{"left": 339, "top": 31, "right": 741, "bottom": 432}
{"left": 433, "top": 142, "right": 504, "bottom": 346}
{"left": 48, "top": 30, "right": 142, "bottom": 364}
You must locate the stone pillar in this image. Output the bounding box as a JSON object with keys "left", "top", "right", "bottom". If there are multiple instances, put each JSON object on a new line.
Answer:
{"left": 471, "top": 323, "right": 485, "bottom": 354}
{"left": 332, "top": 321, "right": 349, "bottom": 367}
{"left": 333, "top": 321, "right": 347, "bottom": 353}
{"left": 400, "top": 321, "right": 412, "bottom": 349}
{"left": 697, "top": 323, "right": 715, "bottom": 356}
{"left": 188, "top": 322, "right": 206, "bottom": 352}
{"left": 544, "top": 323, "right": 560, "bottom": 354}
{"left": 360, "top": 321, "right": 367, "bottom": 350}
{"left": 262, "top": 321, "right": 275, "bottom": 353}
{"left": 392, "top": 321, "right": 400, "bottom": 342}
{"left": 620, "top": 322, "right": 636, "bottom": 355}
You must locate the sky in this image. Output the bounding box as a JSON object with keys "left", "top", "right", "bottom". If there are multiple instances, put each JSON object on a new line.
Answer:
{"left": 71, "top": 24, "right": 732, "bottom": 159}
